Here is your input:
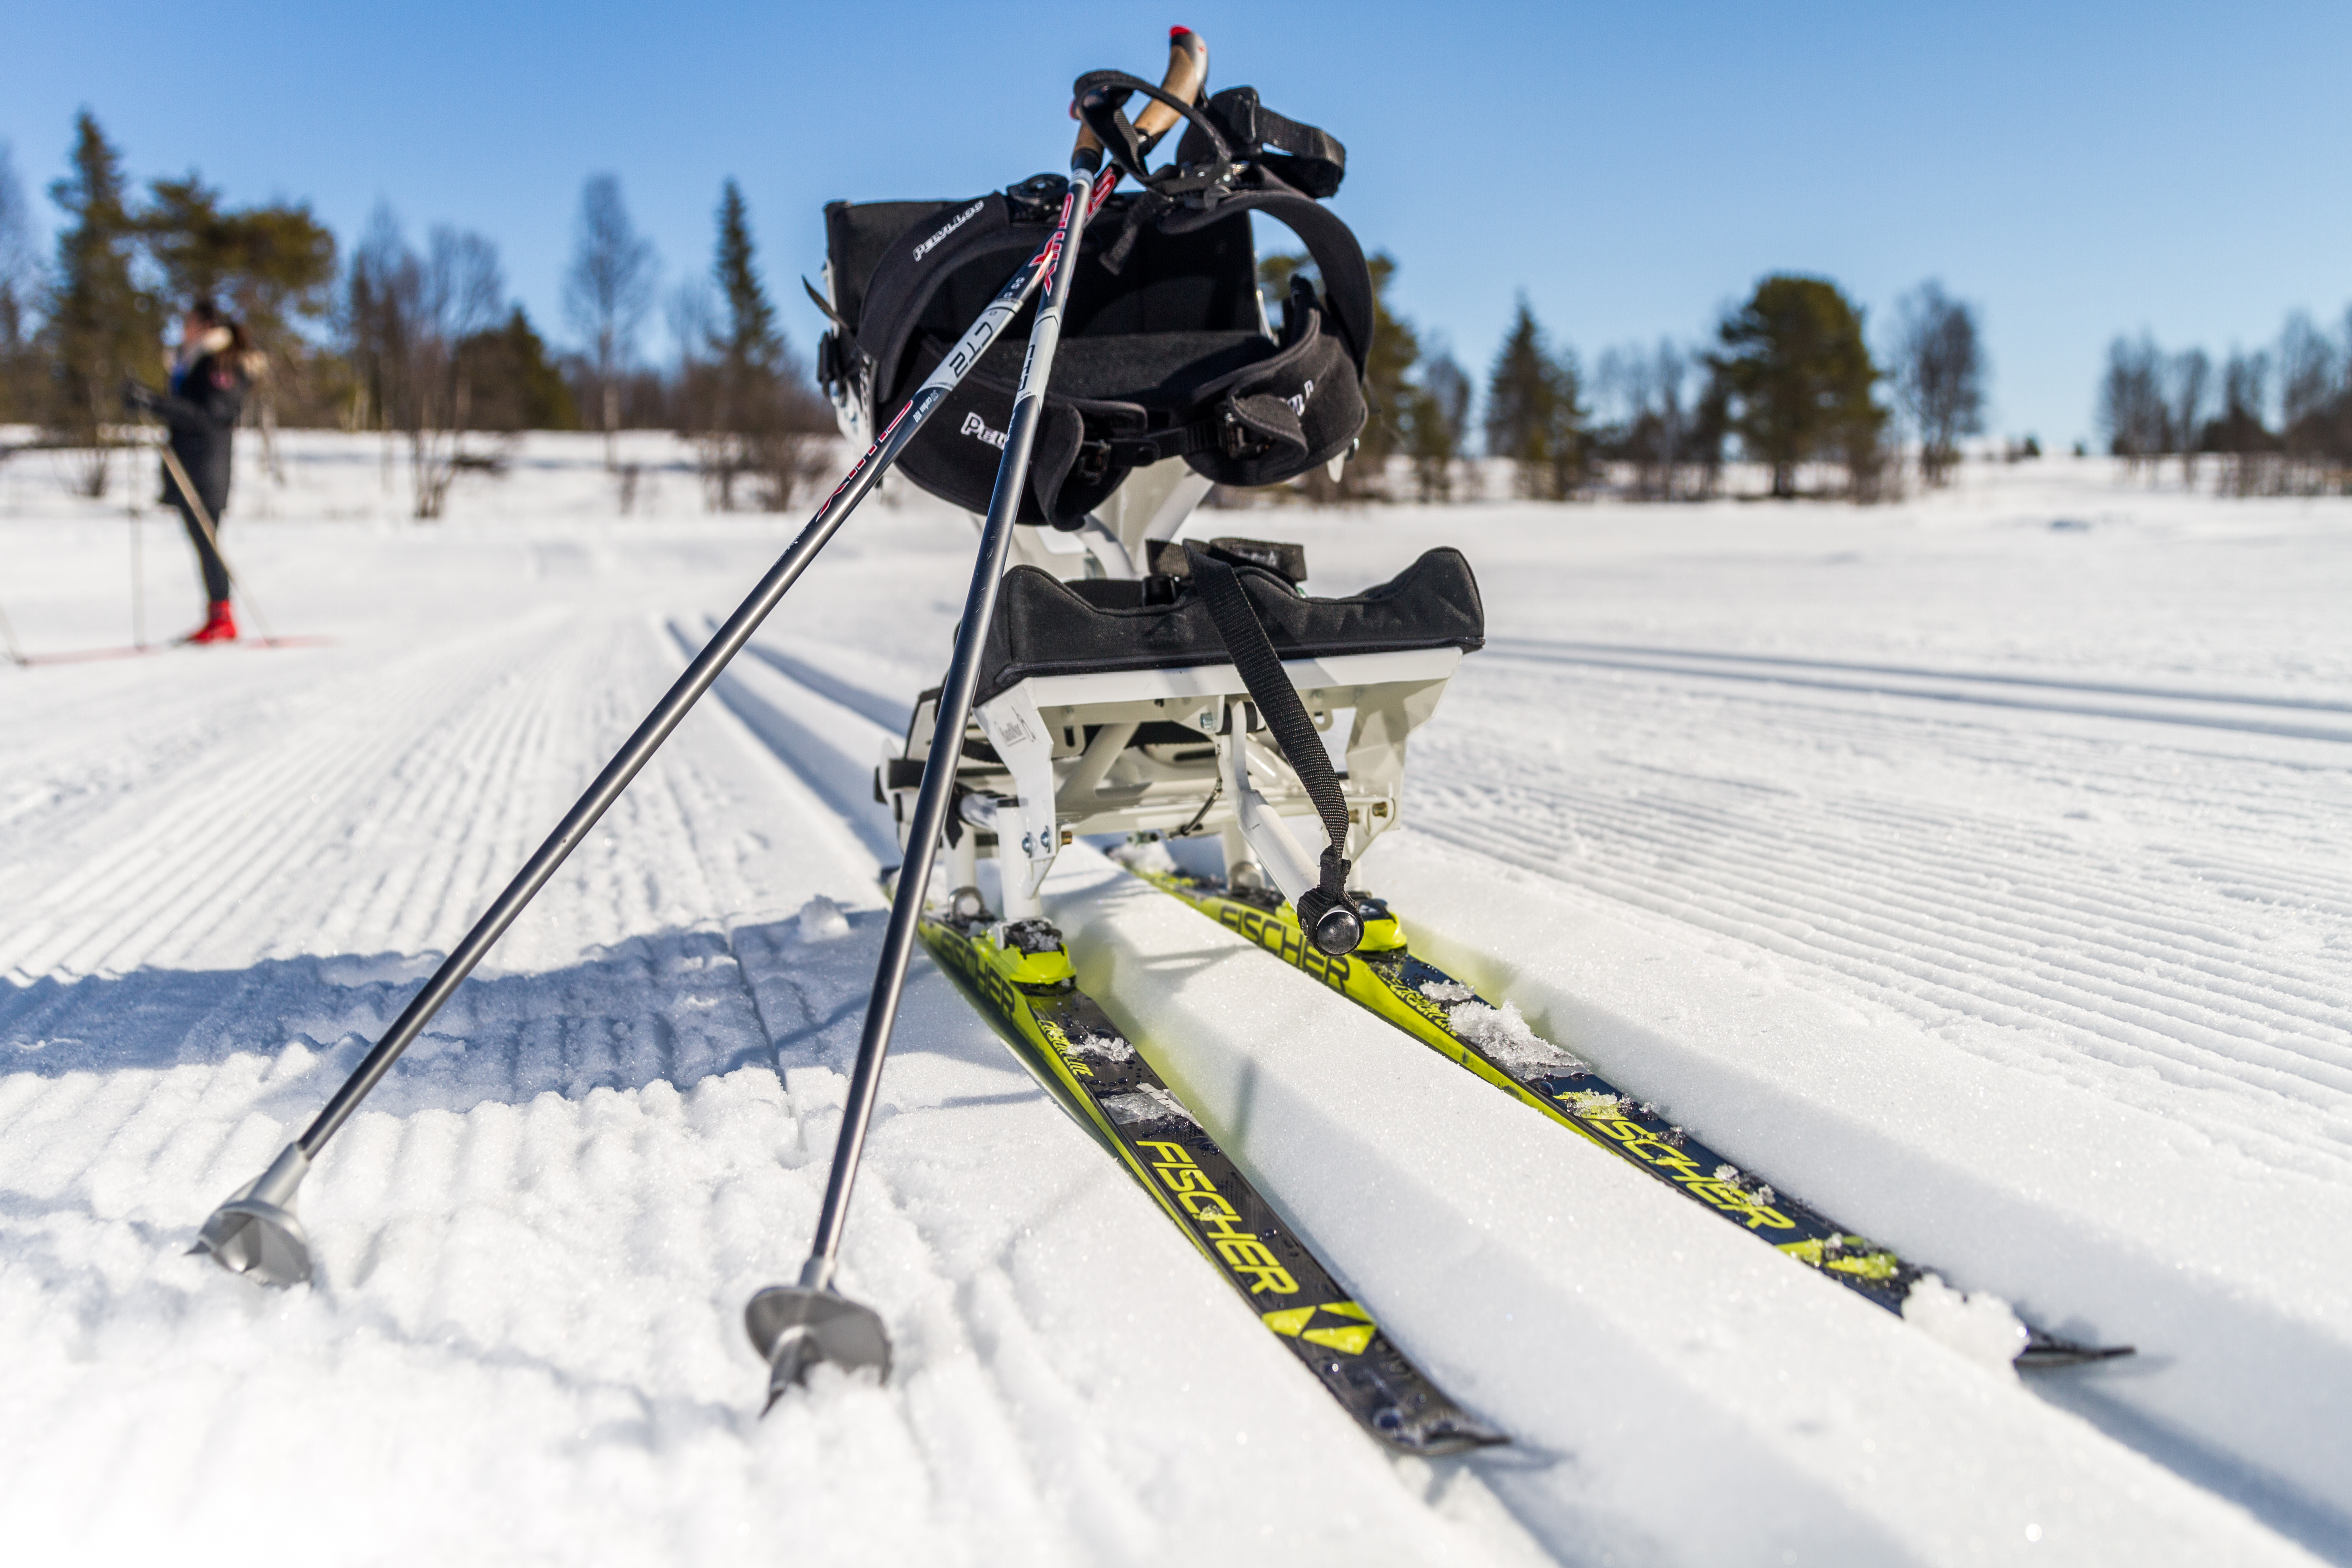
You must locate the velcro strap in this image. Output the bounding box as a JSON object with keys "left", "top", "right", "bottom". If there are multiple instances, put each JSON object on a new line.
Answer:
{"left": 1102, "top": 419, "right": 1218, "bottom": 467}
{"left": 1177, "top": 88, "right": 1347, "bottom": 198}
{"left": 1225, "top": 393, "right": 1308, "bottom": 461}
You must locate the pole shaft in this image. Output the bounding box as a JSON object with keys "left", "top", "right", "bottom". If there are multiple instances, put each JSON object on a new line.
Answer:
{"left": 804, "top": 165, "right": 1099, "bottom": 1276}
{"left": 155, "top": 439, "right": 275, "bottom": 642}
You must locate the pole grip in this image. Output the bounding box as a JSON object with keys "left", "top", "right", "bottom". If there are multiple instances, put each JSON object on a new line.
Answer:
{"left": 1074, "top": 26, "right": 1207, "bottom": 163}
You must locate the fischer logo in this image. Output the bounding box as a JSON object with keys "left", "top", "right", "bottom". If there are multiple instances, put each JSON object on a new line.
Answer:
{"left": 960, "top": 412, "right": 1008, "bottom": 450}
{"left": 912, "top": 201, "right": 985, "bottom": 262}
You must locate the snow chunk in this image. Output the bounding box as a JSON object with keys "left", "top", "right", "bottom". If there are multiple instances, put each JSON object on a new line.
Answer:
{"left": 1902, "top": 1273, "right": 2029, "bottom": 1373}
{"left": 1099, "top": 1083, "right": 1196, "bottom": 1128}
{"left": 797, "top": 895, "right": 851, "bottom": 942}
{"left": 1446, "top": 998, "right": 1586, "bottom": 1076}
{"left": 1070, "top": 1030, "right": 1134, "bottom": 1064}
{"left": 1418, "top": 980, "right": 1476, "bottom": 1004}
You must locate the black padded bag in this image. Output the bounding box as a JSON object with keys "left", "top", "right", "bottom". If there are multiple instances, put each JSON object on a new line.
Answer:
{"left": 818, "top": 91, "right": 1373, "bottom": 529}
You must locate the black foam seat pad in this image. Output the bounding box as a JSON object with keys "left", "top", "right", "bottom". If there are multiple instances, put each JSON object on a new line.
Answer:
{"left": 976, "top": 548, "right": 1485, "bottom": 707}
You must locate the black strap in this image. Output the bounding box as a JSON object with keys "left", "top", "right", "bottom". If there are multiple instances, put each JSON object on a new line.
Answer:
{"left": 1184, "top": 544, "right": 1356, "bottom": 933}
{"left": 1177, "top": 88, "right": 1347, "bottom": 199}
{"left": 1156, "top": 167, "right": 1374, "bottom": 373}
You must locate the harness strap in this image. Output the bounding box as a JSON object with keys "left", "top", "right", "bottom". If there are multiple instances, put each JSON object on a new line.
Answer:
{"left": 1184, "top": 544, "right": 1358, "bottom": 941}
{"left": 1157, "top": 168, "right": 1374, "bottom": 372}
{"left": 1179, "top": 88, "right": 1346, "bottom": 199}
{"left": 1097, "top": 393, "right": 1307, "bottom": 470}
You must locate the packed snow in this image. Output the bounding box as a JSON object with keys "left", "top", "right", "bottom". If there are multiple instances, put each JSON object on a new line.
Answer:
{"left": 2, "top": 431, "right": 2347, "bottom": 1566}
{"left": 1901, "top": 1273, "right": 2033, "bottom": 1373}
{"left": 1439, "top": 994, "right": 1587, "bottom": 1076}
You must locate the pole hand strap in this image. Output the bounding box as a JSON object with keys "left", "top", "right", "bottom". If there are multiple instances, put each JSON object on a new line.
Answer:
{"left": 1183, "top": 544, "right": 1358, "bottom": 944}
{"left": 1073, "top": 70, "right": 1230, "bottom": 188}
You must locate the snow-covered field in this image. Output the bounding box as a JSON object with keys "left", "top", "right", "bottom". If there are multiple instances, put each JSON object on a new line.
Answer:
{"left": 2, "top": 431, "right": 2346, "bottom": 1566}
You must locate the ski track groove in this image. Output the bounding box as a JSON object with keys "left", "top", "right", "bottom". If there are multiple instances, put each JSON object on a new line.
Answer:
{"left": 1435, "top": 769, "right": 2351, "bottom": 1069}
{"left": 1483, "top": 638, "right": 2352, "bottom": 715}
{"left": 1452, "top": 666, "right": 2348, "bottom": 938}
{"left": 0, "top": 620, "right": 600, "bottom": 981}
{"left": 1429, "top": 766, "right": 2349, "bottom": 1073}
{"left": 1406, "top": 794, "right": 2352, "bottom": 1117}
{"left": 1480, "top": 641, "right": 2352, "bottom": 743}
{"left": 0, "top": 652, "right": 456, "bottom": 977}
{"left": 1400, "top": 658, "right": 2352, "bottom": 1181}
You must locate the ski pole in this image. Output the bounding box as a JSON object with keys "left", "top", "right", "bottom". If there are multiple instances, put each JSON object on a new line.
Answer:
{"left": 126, "top": 445, "right": 147, "bottom": 651}
{"left": 130, "top": 501, "right": 146, "bottom": 650}
{"left": 150, "top": 434, "right": 279, "bottom": 643}
{"left": 743, "top": 33, "right": 1207, "bottom": 1406}
{"left": 187, "top": 28, "right": 1207, "bottom": 1294}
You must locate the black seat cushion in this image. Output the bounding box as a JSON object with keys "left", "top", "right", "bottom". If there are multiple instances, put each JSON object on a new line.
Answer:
{"left": 976, "top": 548, "right": 1485, "bottom": 706}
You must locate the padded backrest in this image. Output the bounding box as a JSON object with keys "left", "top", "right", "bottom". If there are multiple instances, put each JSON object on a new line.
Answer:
{"left": 823, "top": 200, "right": 950, "bottom": 337}
{"left": 827, "top": 191, "right": 1263, "bottom": 412}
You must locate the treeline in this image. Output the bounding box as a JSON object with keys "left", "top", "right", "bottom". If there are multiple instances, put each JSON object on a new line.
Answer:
{"left": 2098, "top": 310, "right": 2352, "bottom": 495}
{"left": 26, "top": 109, "right": 2210, "bottom": 516}
{"left": 0, "top": 113, "right": 828, "bottom": 517}
{"left": 1282, "top": 261, "right": 1989, "bottom": 505}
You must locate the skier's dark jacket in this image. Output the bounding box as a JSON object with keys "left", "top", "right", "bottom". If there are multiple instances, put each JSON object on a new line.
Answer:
{"left": 149, "top": 337, "right": 249, "bottom": 521}
{"left": 816, "top": 84, "right": 1372, "bottom": 528}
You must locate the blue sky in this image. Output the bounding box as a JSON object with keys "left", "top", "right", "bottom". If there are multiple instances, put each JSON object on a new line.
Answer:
{"left": 5, "top": 0, "right": 2347, "bottom": 446}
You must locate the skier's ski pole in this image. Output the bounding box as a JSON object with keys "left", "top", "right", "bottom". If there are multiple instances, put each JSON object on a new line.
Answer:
{"left": 150, "top": 433, "right": 280, "bottom": 643}
{"left": 187, "top": 28, "right": 1208, "bottom": 1295}
{"left": 742, "top": 35, "right": 1207, "bottom": 1406}
{"left": 127, "top": 454, "right": 147, "bottom": 651}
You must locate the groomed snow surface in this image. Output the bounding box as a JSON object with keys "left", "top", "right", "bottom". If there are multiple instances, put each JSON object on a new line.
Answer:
{"left": 2, "top": 433, "right": 2347, "bottom": 1566}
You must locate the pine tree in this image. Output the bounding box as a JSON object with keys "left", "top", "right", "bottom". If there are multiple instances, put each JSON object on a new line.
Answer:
{"left": 680, "top": 180, "right": 824, "bottom": 511}
{"left": 712, "top": 179, "right": 780, "bottom": 389}
{"left": 1483, "top": 297, "right": 1583, "bottom": 500}
{"left": 1714, "top": 274, "right": 1883, "bottom": 499}
{"left": 458, "top": 307, "right": 578, "bottom": 432}
{"left": 44, "top": 111, "right": 157, "bottom": 491}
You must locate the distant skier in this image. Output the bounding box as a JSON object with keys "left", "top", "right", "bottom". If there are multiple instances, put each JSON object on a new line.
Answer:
{"left": 125, "top": 301, "right": 255, "bottom": 643}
